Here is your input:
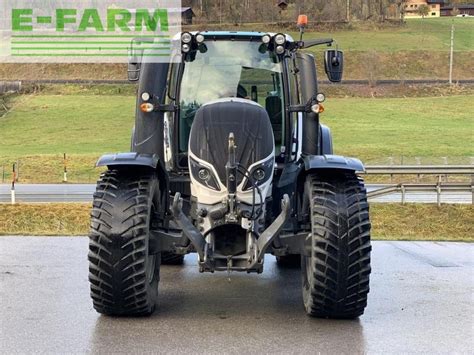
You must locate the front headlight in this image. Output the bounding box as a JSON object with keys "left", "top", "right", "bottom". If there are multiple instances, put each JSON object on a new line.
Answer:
{"left": 274, "top": 33, "right": 286, "bottom": 45}
{"left": 243, "top": 158, "right": 274, "bottom": 191}
{"left": 275, "top": 45, "right": 285, "bottom": 55}
{"left": 189, "top": 157, "right": 221, "bottom": 191}
{"left": 261, "top": 34, "right": 271, "bottom": 44}
{"left": 253, "top": 168, "right": 266, "bottom": 181}
{"left": 195, "top": 33, "right": 205, "bottom": 43}
{"left": 181, "top": 32, "right": 192, "bottom": 44}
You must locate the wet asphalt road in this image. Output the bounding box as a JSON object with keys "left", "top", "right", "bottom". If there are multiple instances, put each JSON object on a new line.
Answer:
{"left": 1, "top": 237, "right": 473, "bottom": 354}
{"left": 1, "top": 184, "right": 472, "bottom": 204}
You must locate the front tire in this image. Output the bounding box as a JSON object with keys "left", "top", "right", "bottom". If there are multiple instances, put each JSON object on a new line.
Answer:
{"left": 301, "top": 172, "right": 371, "bottom": 319}
{"left": 88, "top": 169, "right": 160, "bottom": 316}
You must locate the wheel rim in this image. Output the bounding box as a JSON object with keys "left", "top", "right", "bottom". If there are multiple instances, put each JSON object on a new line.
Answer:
{"left": 304, "top": 255, "right": 312, "bottom": 288}
{"left": 146, "top": 203, "right": 157, "bottom": 285}
{"left": 302, "top": 252, "right": 312, "bottom": 304}
{"left": 301, "top": 181, "right": 313, "bottom": 306}
{"left": 146, "top": 255, "right": 156, "bottom": 284}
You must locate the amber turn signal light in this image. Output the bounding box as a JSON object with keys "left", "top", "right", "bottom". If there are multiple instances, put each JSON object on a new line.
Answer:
{"left": 140, "top": 103, "right": 154, "bottom": 113}
{"left": 311, "top": 103, "right": 324, "bottom": 114}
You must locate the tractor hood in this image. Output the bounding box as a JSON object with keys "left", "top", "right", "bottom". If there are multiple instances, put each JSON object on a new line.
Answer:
{"left": 188, "top": 98, "right": 274, "bottom": 189}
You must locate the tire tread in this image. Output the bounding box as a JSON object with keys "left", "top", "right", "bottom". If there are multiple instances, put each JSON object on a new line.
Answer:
{"left": 303, "top": 172, "right": 371, "bottom": 319}
{"left": 88, "top": 169, "right": 159, "bottom": 316}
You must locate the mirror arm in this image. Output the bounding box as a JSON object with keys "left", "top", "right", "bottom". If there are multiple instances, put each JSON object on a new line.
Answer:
{"left": 288, "top": 96, "right": 317, "bottom": 113}
{"left": 153, "top": 103, "right": 178, "bottom": 113}
{"left": 295, "top": 38, "right": 334, "bottom": 49}
{"left": 288, "top": 105, "right": 306, "bottom": 113}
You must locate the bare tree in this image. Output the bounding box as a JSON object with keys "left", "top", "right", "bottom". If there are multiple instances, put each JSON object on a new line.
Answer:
{"left": 417, "top": 4, "right": 430, "bottom": 18}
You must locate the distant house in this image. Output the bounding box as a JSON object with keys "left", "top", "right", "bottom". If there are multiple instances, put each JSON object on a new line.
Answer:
{"left": 180, "top": 7, "right": 195, "bottom": 25}
{"left": 404, "top": 0, "right": 445, "bottom": 18}
{"left": 276, "top": 1, "right": 289, "bottom": 11}
{"left": 440, "top": 4, "right": 474, "bottom": 16}
{"left": 167, "top": 7, "right": 195, "bottom": 25}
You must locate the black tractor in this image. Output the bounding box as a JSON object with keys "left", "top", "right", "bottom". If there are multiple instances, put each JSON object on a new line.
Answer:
{"left": 88, "top": 25, "right": 371, "bottom": 318}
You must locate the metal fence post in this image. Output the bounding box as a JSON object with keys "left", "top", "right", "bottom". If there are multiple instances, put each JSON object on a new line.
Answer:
{"left": 11, "top": 163, "right": 16, "bottom": 205}
{"left": 63, "top": 153, "right": 68, "bottom": 183}
{"left": 16, "top": 160, "right": 20, "bottom": 182}
{"left": 437, "top": 175, "right": 442, "bottom": 207}
{"left": 389, "top": 157, "right": 394, "bottom": 183}
{"left": 401, "top": 184, "right": 406, "bottom": 205}
{"left": 471, "top": 174, "right": 474, "bottom": 206}
{"left": 416, "top": 157, "right": 421, "bottom": 182}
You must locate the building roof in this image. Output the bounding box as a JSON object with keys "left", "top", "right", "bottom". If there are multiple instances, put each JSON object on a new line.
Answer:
{"left": 427, "top": 1, "right": 445, "bottom": 4}
{"left": 168, "top": 7, "right": 195, "bottom": 16}
{"left": 441, "top": 4, "right": 474, "bottom": 9}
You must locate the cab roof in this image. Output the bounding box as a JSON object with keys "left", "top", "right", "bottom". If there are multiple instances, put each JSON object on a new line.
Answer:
{"left": 193, "top": 31, "right": 295, "bottom": 42}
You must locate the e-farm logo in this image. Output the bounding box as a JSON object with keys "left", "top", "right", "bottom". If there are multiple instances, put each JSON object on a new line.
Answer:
{"left": 0, "top": 0, "right": 181, "bottom": 63}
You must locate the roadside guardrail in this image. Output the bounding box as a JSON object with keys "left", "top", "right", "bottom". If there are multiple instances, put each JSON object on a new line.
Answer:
{"left": 363, "top": 165, "right": 474, "bottom": 205}
{"left": 1, "top": 165, "right": 473, "bottom": 205}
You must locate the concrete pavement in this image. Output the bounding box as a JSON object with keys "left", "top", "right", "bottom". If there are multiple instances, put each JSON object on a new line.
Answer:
{"left": 0, "top": 237, "right": 473, "bottom": 354}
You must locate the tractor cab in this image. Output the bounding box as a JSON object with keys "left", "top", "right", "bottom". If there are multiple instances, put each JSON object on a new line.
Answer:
{"left": 129, "top": 31, "right": 344, "bottom": 173}
{"left": 169, "top": 33, "right": 287, "bottom": 168}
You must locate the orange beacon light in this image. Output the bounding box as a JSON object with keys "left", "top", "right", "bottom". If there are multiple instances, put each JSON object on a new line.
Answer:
{"left": 297, "top": 14, "right": 308, "bottom": 28}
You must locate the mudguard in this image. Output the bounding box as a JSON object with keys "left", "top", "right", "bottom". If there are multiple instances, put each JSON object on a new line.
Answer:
{"left": 96, "top": 152, "right": 169, "bottom": 209}
{"left": 302, "top": 154, "right": 365, "bottom": 172}
{"left": 96, "top": 152, "right": 159, "bottom": 169}
{"left": 320, "top": 124, "right": 333, "bottom": 155}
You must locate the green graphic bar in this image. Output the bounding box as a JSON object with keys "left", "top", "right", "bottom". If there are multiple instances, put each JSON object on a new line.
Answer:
{"left": 11, "top": 35, "right": 170, "bottom": 38}
{"left": 12, "top": 41, "right": 171, "bottom": 45}
{"left": 36, "top": 16, "right": 52, "bottom": 24}
{"left": 12, "top": 53, "right": 171, "bottom": 57}
{"left": 11, "top": 47, "right": 171, "bottom": 51}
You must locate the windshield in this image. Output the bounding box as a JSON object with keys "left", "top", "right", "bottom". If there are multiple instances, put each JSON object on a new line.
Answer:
{"left": 177, "top": 40, "right": 285, "bottom": 152}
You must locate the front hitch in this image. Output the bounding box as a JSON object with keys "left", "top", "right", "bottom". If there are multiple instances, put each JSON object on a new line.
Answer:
{"left": 225, "top": 133, "right": 238, "bottom": 222}
{"left": 171, "top": 192, "right": 291, "bottom": 273}
{"left": 249, "top": 194, "right": 291, "bottom": 270}
{"left": 171, "top": 193, "right": 209, "bottom": 267}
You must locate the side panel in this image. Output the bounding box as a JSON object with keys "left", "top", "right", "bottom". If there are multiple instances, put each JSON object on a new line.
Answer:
{"left": 302, "top": 155, "right": 365, "bottom": 172}
{"left": 320, "top": 124, "right": 333, "bottom": 155}
{"left": 96, "top": 152, "right": 159, "bottom": 169}
{"left": 132, "top": 62, "right": 170, "bottom": 162}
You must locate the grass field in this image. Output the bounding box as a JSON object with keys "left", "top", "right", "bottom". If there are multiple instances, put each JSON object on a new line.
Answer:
{"left": 326, "top": 95, "right": 474, "bottom": 162}
{"left": 1, "top": 90, "right": 472, "bottom": 183}
{"left": 0, "top": 203, "right": 472, "bottom": 241}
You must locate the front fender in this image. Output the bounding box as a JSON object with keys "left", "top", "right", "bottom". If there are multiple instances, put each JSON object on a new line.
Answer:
{"left": 96, "top": 152, "right": 159, "bottom": 169}
{"left": 302, "top": 154, "right": 365, "bottom": 172}
{"left": 96, "top": 152, "right": 169, "bottom": 209}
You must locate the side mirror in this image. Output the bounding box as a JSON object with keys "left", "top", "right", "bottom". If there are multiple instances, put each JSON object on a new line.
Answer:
{"left": 324, "top": 50, "right": 343, "bottom": 83}
{"left": 127, "top": 38, "right": 155, "bottom": 82}
{"left": 127, "top": 55, "right": 141, "bottom": 82}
